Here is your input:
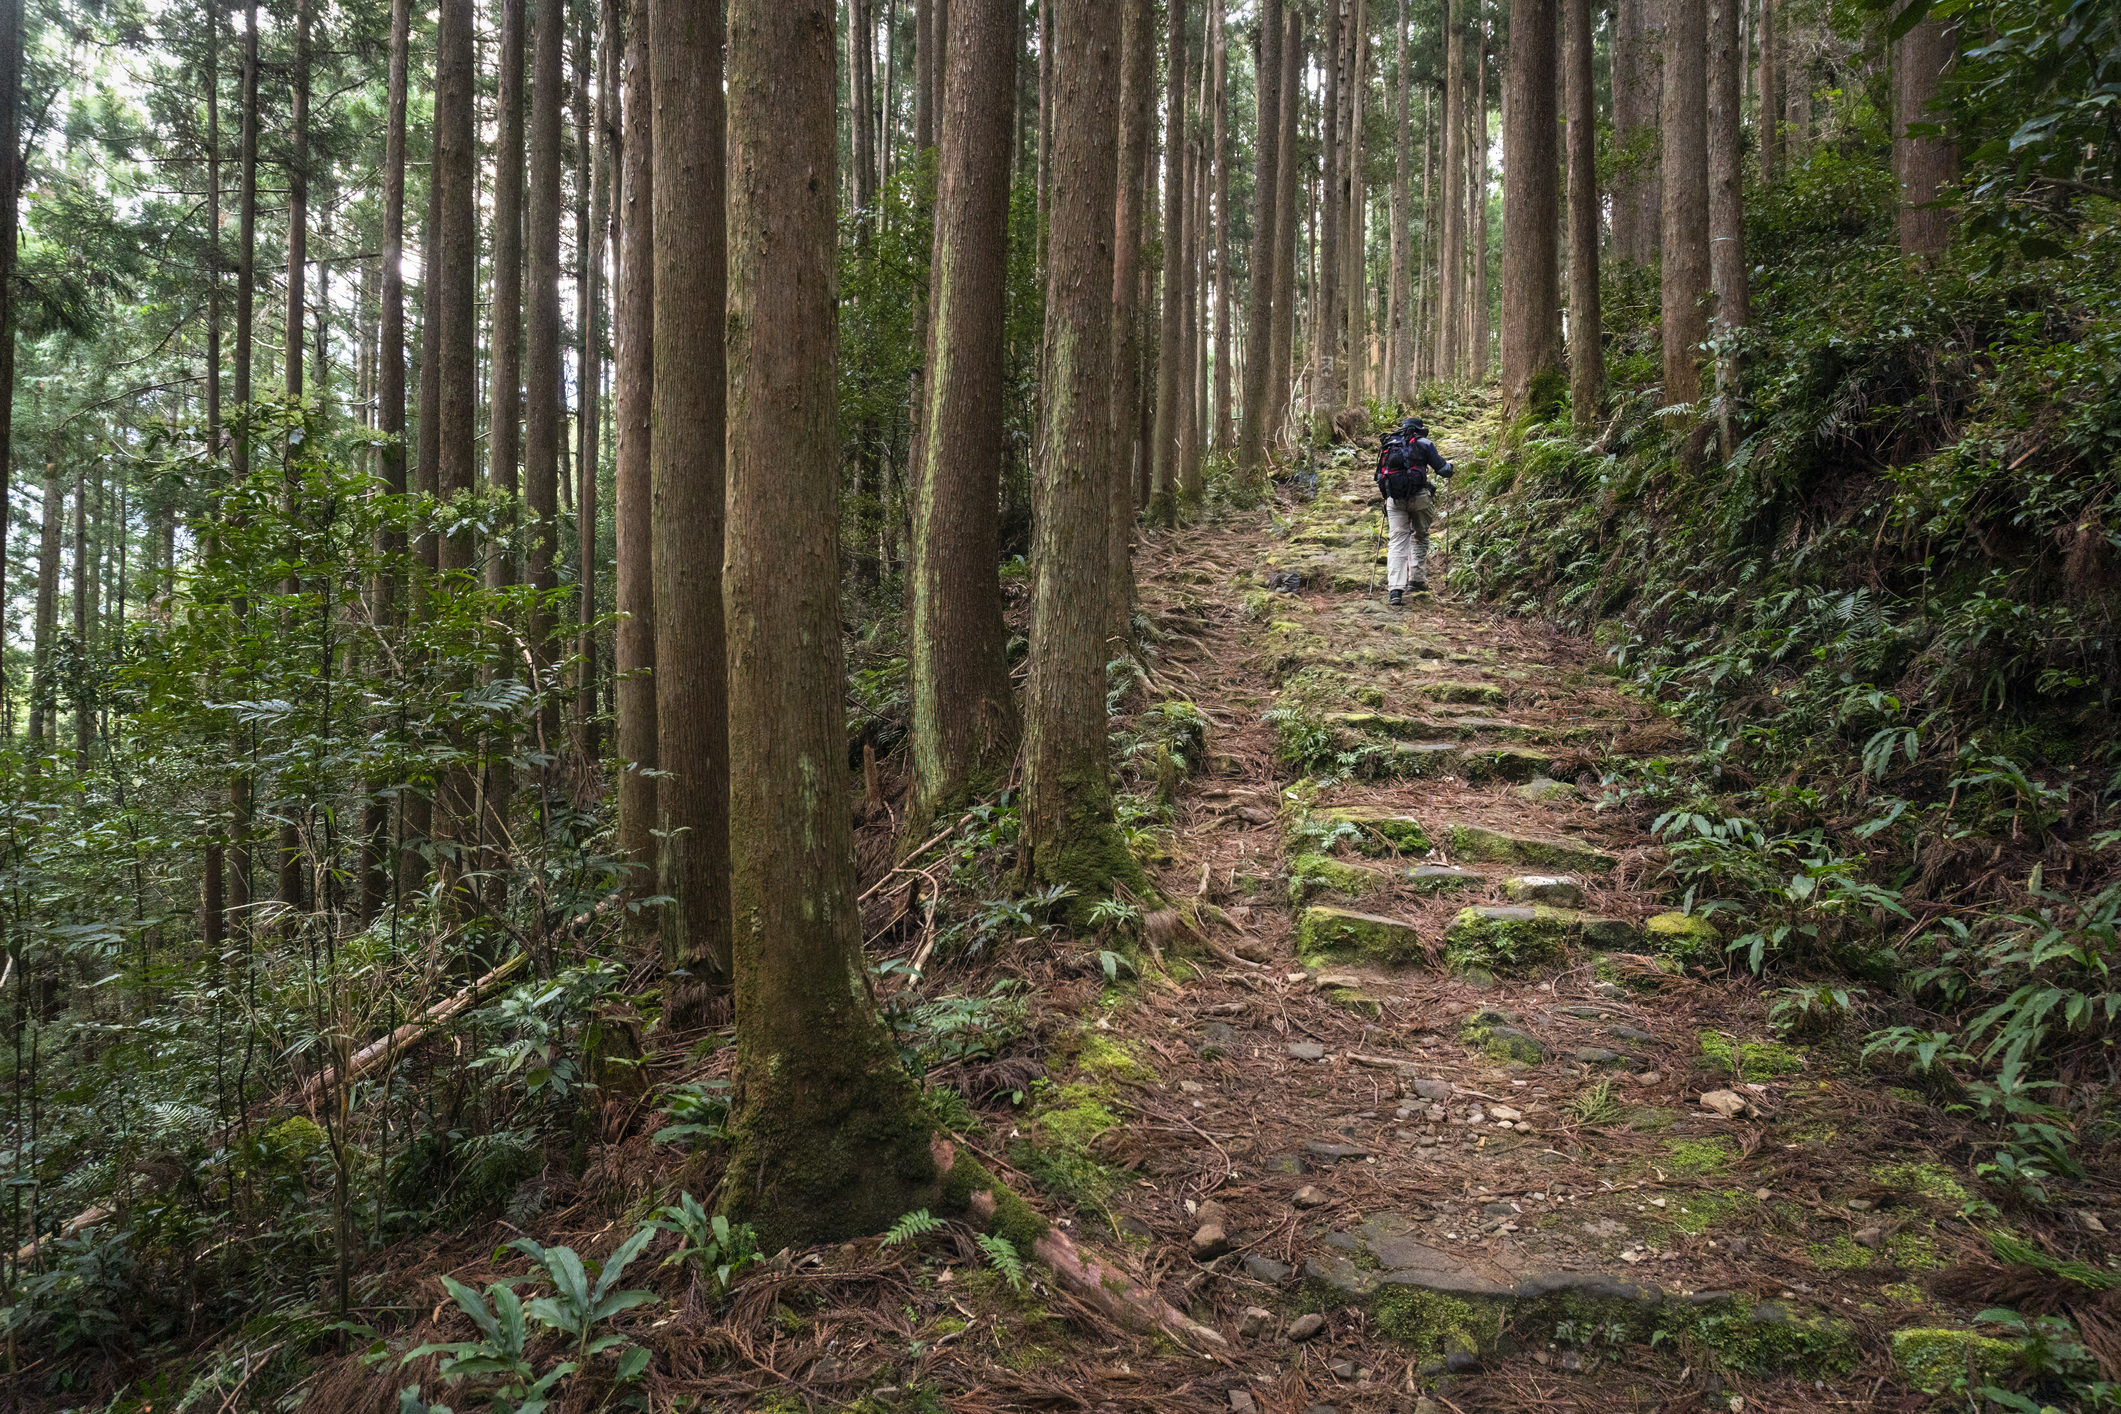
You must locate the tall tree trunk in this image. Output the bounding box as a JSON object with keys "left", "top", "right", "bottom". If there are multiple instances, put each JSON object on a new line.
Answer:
{"left": 1035, "top": 0, "right": 1051, "bottom": 232}
{"left": 1612, "top": 0, "right": 1660, "bottom": 264}
{"left": 1210, "top": 0, "right": 1230, "bottom": 453}
{"left": 651, "top": 0, "right": 731, "bottom": 1021}
{"left": 489, "top": 0, "right": 526, "bottom": 593}
{"left": 1021, "top": 0, "right": 1139, "bottom": 907}
{"left": 1784, "top": 18, "right": 1808, "bottom": 160}
{"left": 1343, "top": 2, "right": 1367, "bottom": 409}
{"left": 1236, "top": 0, "right": 1281, "bottom": 475}
{"left": 433, "top": 0, "right": 480, "bottom": 917}
{"left": 1709, "top": 0, "right": 1748, "bottom": 331}
{"left": 914, "top": 0, "right": 933, "bottom": 152}
{"left": 1660, "top": 0, "right": 1709, "bottom": 406}
{"left": 1894, "top": 15, "right": 1956, "bottom": 260}
{"left": 721, "top": 0, "right": 941, "bottom": 1253}
{"left": 28, "top": 466, "right": 61, "bottom": 750}
{"left": 907, "top": 0, "right": 1020, "bottom": 835}
{"left": 286, "top": 0, "right": 309, "bottom": 402}
{"left": 1563, "top": 0, "right": 1602, "bottom": 433}
{"left": 528, "top": 0, "right": 566, "bottom": 749}
{"left": 1110, "top": 0, "right": 1153, "bottom": 633}
{"left": 1175, "top": 47, "right": 1201, "bottom": 505}
{"left": 1469, "top": 21, "right": 1489, "bottom": 377}
{"left": 1148, "top": 0, "right": 1187, "bottom": 525}
{"left": 1438, "top": 0, "right": 1464, "bottom": 378}
{"left": 1387, "top": 0, "right": 1409, "bottom": 401}
{"left": 849, "top": 0, "right": 876, "bottom": 213}
{"left": 1415, "top": 83, "right": 1431, "bottom": 384}
{"left": 276, "top": 0, "right": 312, "bottom": 917}
{"left": 578, "top": 0, "right": 611, "bottom": 752}
{"left": 1314, "top": 1, "right": 1342, "bottom": 413}
{"left": 0, "top": 0, "right": 22, "bottom": 600}
{"left": 614, "top": 0, "right": 657, "bottom": 903}
{"left": 363, "top": 0, "right": 411, "bottom": 924}
{"left": 1266, "top": 6, "right": 1301, "bottom": 440}
{"left": 235, "top": 1, "right": 258, "bottom": 479}
{"left": 71, "top": 467, "right": 91, "bottom": 772}
{"left": 1500, "top": 0, "right": 1560, "bottom": 413}
{"left": 1757, "top": 0, "right": 1778, "bottom": 183}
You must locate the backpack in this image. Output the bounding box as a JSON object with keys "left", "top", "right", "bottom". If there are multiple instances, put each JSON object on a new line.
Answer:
{"left": 1377, "top": 434, "right": 1427, "bottom": 501}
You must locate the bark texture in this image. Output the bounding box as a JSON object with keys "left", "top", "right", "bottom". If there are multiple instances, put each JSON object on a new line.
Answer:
{"left": 650, "top": 0, "right": 731, "bottom": 1019}
{"left": 1266, "top": 6, "right": 1301, "bottom": 440}
{"left": 1563, "top": 0, "right": 1602, "bottom": 431}
{"left": 1235, "top": 0, "right": 1282, "bottom": 475}
{"left": 1612, "top": 0, "right": 1661, "bottom": 264}
{"left": 1020, "top": 0, "right": 1141, "bottom": 910}
{"left": 1659, "top": 0, "right": 1709, "bottom": 406}
{"left": 1110, "top": 0, "right": 1153, "bottom": 631}
{"left": 1757, "top": 0, "right": 1778, "bottom": 183}
{"left": 1894, "top": 15, "right": 1957, "bottom": 260}
{"left": 1437, "top": 0, "right": 1465, "bottom": 377}
{"left": 906, "top": 0, "right": 1020, "bottom": 835}
{"left": 720, "top": 0, "right": 941, "bottom": 1252}
{"left": 614, "top": 0, "right": 657, "bottom": 895}
{"left": 1149, "top": 0, "right": 1187, "bottom": 524}
{"left": 1387, "top": 0, "right": 1409, "bottom": 400}
{"left": 489, "top": 0, "right": 527, "bottom": 587}
{"left": 1499, "top": 0, "right": 1561, "bottom": 414}
{"left": 1709, "top": 0, "right": 1749, "bottom": 331}
{"left": 527, "top": 0, "right": 566, "bottom": 739}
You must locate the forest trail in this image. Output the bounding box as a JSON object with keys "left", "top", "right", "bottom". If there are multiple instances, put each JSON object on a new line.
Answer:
{"left": 1094, "top": 406, "right": 1982, "bottom": 1409}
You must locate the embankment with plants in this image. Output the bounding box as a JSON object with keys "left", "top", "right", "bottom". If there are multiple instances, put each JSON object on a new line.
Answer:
{"left": 1453, "top": 152, "right": 2121, "bottom": 1208}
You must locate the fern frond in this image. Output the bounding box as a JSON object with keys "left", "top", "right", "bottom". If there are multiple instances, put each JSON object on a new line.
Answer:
{"left": 975, "top": 1233, "right": 1028, "bottom": 1293}
{"left": 882, "top": 1209, "right": 945, "bottom": 1246}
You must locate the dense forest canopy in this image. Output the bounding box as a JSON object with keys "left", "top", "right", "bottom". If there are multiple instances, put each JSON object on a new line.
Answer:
{"left": 2, "top": 0, "right": 2120, "bottom": 1407}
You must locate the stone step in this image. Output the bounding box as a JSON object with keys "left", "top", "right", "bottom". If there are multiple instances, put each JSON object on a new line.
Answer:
{"left": 1300, "top": 1220, "right": 1856, "bottom": 1377}
{"left": 1291, "top": 807, "right": 1432, "bottom": 857}
{"left": 1295, "top": 905, "right": 1423, "bottom": 968}
{"left": 1443, "top": 823, "right": 1619, "bottom": 874}
{"left": 1442, "top": 904, "right": 1641, "bottom": 976}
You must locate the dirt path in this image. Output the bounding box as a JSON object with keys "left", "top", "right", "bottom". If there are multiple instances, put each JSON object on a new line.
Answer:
{"left": 1091, "top": 408, "right": 1991, "bottom": 1412}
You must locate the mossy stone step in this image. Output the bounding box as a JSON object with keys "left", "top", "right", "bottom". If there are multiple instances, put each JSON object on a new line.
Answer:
{"left": 1325, "top": 711, "right": 1457, "bottom": 740}
{"left": 1416, "top": 679, "right": 1506, "bottom": 706}
{"left": 1443, "top": 905, "right": 1643, "bottom": 974}
{"left": 1454, "top": 745, "right": 1560, "bottom": 784}
{"left": 1295, "top": 905, "right": 1423, "bottom": 967}
{"left": 1443, "top": 823, "right": 1618, "bottom": 873}
{"left": 1408, "top": 864, "right": 1483, "bottom": 893}
{"left": 1296, "top": 808, "right": 1432, "bottom": 857}
{"left": 1303, "top": 1232, "right": 1857, "bottom": 1375}
{"left": 1286, "top": 853, "right": 1390, "bottom": 904}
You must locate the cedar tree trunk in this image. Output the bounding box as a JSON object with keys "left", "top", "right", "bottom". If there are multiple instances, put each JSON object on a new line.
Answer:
{"left": 906, "top": 0, "right": 1021, "bottom": 834}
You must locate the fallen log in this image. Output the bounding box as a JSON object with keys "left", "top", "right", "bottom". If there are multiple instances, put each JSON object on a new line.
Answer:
{"left": 14, "top": 952, "right": 530, "bottom": 1265}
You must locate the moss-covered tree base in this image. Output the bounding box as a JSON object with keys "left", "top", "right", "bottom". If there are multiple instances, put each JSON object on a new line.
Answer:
{"left": 721, "top": 1037, "right": 944, "bottom": 1255}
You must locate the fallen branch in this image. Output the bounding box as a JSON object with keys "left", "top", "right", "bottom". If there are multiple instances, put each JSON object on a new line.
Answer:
{"left": 292, "top": 952, "right": 530, "bottom": 1109}
{"left": 15, "top": 952, "right": 531, "bottom": 1266}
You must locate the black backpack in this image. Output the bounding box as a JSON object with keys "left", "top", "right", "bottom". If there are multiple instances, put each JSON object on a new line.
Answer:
{"left": 1377, "top": 434, "right": 1427, "bottom": 500}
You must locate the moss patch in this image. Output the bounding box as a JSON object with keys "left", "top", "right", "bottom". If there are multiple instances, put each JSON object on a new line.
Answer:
{"left": 1659, "top": 1189, "right": 1754, "bottom": 1235}
{"left": 1296, "top": 905, "right": 1423, "bottom": 967}
{"left": 1690, "top": 1303, "right": 1859, "bottom": 1375}
{"left": 1645, "top": 912, "right": 1720, "bottom": 965}
{"left": 1287, "top": 852, "right": 1381, "bottom": 903}
{"left": 1890, "top": 1327, "right": 2018, "bottom": 1394}
{"left": 1871, "top": 1161, "right": 1969, "bottom": 1205}
{"left": 1807, "top": 1236, "right": 1879, "bottom": 1272}
{"left": 938, "top": 1152, "right": 1049, "bottom": 1252}
{"left": 1034, "top": 1082, "right": 1121, "bottom": 1150}
{"left": 1665, "top": 1137, "right": 1736, "bottom": 1176}
{"left": 1371, "top": 1284, "right": 1500, "bottom": 1358}
{"left": 1075, "top": 1034, "right": 1157, "bottom": 1087}
{"left": 1698, "top": 1031, "right": 1806, "bottom": 1081}
{"left": 1443, "top": 905, "right": 1573, "bottom": 975}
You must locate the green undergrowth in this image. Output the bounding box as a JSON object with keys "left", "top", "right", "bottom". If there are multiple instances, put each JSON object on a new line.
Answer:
{"left": 1451, "top": 141, "right": 2121, "bottom": 1220}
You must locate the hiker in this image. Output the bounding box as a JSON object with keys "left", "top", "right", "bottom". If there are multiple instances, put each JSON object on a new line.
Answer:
{"left": 1375, "top": 416, "right": 1454, "bottom": 605}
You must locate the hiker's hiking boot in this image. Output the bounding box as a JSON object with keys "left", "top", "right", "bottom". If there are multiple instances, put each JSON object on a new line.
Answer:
{"left": 1388, "top": 588, "right": 1403, "bottom": 607}
{"left": 1410, "top": 578, "right": 1429, "bottom": 593}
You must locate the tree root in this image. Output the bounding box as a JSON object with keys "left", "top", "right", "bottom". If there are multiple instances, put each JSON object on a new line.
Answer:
{"left": 930, "top": 1136, "right": 1228, "bottom": 1354}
